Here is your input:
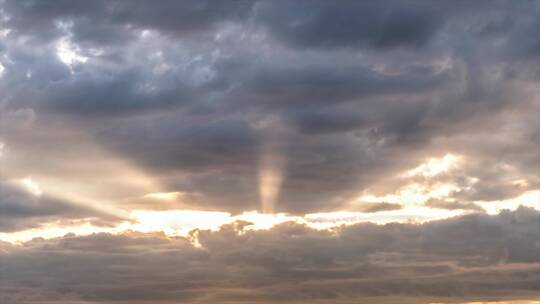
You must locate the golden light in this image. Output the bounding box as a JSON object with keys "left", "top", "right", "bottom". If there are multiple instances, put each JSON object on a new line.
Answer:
{"left": 236, "top": 211, "right": 302, "bottom": 230}
{"left": 258, "top": 143, "right": 286, "bottom": 214}
{"left": 1, "top": 151, "right": 538, "bottom": 246}
{"left": 0, "top": 208, "right": 468, "bottom": 245}
{"left": 129, "top": 210, "right": 305, "bottom": 236}
{"left": 356, "top": 154, "right": 467, "bottom": 208}
{"left": 127, "top": 210, "right": 232, "bottom": 235}
{"left": 13, "top": 140, "right": 167, "bottom": 220}
{"left": 358, "top": 182, "right": 462, "bottom": 207}
{"left": 477, "top": 189, "right": 540, "bottom": 214}
{"left": 0, "top": 220, "right": 123, "bottom": 244}
{"left": 143, "top": 191, "right": 183, "bottom": 201}
{"left": 305, "top": 206, "right": 465, "bottom": 227}
{"left": 19, "top": 177, "right": 43, "bottom": 196}
{"left": 404, "top": 153, "right": 462, "bottom": 178}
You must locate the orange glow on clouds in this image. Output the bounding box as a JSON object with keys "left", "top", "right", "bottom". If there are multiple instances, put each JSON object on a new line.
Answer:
{"left": 0, "top": 207, "right": 466, "bottom": 244}
{"left": 2, "top": 153, "right": 538, "bottom": 245}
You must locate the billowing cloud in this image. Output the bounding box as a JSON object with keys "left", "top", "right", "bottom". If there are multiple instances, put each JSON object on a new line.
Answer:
{"left": 1, "top": 208, "right": 540, "bottom": 303}
{"left": 1, "top": 0, "right": 540, "bottom": 216}
{"left": 1, "top": 0, "right": 540, "bottom": 213}
{"left": 1, "top": 2, "right": 540, "bottom": 302}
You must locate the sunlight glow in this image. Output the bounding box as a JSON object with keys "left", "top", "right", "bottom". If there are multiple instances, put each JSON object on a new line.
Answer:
{"left": 359, "top": 181, "right": 463, "bottom": 207}
{"left": 356, "top": 154, "right": 474, "bottom": 208}
{"left": 0, "top": 220, "right": 122, "bottom": 244}
{"left": 1, "top": 151, "right": 537, "bottom": 246}
{"left": 56, "top": 38, "right": 88, "bottom": 67}
{"left": 404, "top": 153, "right": 462, "bottom": 178}
{"left": 478, "top": 189, "right": 540, "bottom": 214}
{"left": 20, "top": 177, "right": 42, "bottom": 196}
{"left": 0, "top": 207, "right": 467, "bottom": 244}
{"left": 258, "top": 145, "right": 286, "bottom": 213}
{"left": 8, "top": 130, "right": 166, "bottom": 221}
{"left": 127, "top": 210, "right": 232, "bottom": 235}
{"left": 306, "top": 206, "right": 465, "bottom": 227}
{"left": 127, "top": 210, "right": 304, "bottom": 237}
{"left": 143, "top": 191, "right": 183, "bottom": 201}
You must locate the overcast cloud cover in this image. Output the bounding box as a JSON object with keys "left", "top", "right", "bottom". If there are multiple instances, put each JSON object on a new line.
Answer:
{"left": 1, "top": 0, "right": 540, "bottom": 303}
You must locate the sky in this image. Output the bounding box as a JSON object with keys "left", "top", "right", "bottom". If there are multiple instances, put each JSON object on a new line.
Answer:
{"left": 0, "top": 0, "right": 540, "bottom": 303}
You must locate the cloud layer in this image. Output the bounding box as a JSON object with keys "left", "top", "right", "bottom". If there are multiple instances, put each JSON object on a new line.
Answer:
{"left": 1, "top": 0, "right": 540, "bottom": 215}
{"left": 1, "top": 208, "right": 540, "bottom": 303}
{"left": 1, "top": 1, "right": 540, "bottom": 303}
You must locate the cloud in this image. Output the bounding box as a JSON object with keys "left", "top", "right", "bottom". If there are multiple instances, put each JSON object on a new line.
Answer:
{"left": 2, "top": 2, "right": 540, "bottom": 303}
{"left": 0, "top": 181, "right": 116, "bottom": 232}
{"left": 1, "top": 208, "right": 539, "bottom": 303}
{"left": 1, "top": 0, "right": 254, "bottom": 44}
{"left": 255, "top": 0, "right": 444, "bottom": 50}
{"left": 425, "top": 199, "right": 484, "bottom": 212}
{"left": 354, "top": 202, "right": 404, "bottom": 213}
{"left": 0, "top": 0, "right": 540, "bottom": 215}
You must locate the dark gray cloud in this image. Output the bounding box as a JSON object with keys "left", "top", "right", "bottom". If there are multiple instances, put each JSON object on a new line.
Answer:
{"left": 3, "top": 2, "right": 540, "bottom": 303}
{"left": 1, "top": 208, "right": 540, "bottom": 303}
{"left": 0, "top": 182, "right": 118, "bottom": 232}
{"left": 255, "top": 0, "right": 444, "bottom": 50}
{"left": 2, "top": 0, "right": 254, "bottom": 44}
{"left": 1, "top": 0, "right": 540, "bottom": 214}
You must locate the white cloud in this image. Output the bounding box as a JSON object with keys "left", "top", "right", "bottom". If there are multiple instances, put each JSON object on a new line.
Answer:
{"left": 56, "top": 38, "right": 88, "bottom": 67}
